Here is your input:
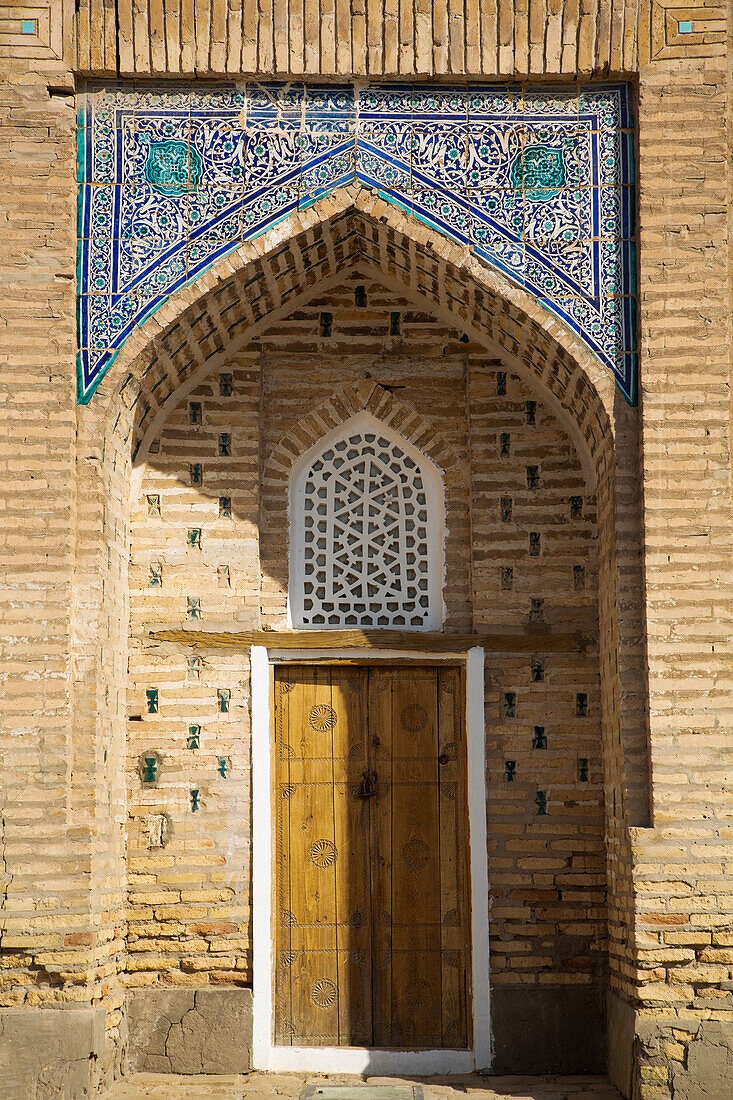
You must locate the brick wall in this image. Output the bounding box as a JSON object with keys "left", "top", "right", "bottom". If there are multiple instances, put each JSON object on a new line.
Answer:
{"left": 467, "top": 363, "right": 606, "bottom": 993}
{"left": 0, "top": 60, "right": 94, "bottom": 1015}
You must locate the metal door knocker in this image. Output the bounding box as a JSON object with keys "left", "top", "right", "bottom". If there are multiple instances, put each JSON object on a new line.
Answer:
{"left": 356, "top": 770, "right": 378, "bottom": 798}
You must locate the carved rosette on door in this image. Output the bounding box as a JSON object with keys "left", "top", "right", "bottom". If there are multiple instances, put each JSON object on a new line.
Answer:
{"left": 274, "top": 664, "right": 470, "bottom": 1049}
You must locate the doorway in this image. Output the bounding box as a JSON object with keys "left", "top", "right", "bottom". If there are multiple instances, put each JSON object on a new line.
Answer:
{"left": 273, "top": 664, "right": 471, "bottom": 1051}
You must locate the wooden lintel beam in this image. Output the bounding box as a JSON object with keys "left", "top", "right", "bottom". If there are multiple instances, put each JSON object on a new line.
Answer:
{"left": 147, "top": 627, "right": 594, "bottom": 653}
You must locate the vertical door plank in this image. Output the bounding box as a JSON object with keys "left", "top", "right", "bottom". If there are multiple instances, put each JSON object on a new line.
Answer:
{"left": 274, "top": 667, "right": 294, "bottom": 1043}
{"left": 331, "top": 668, "right": 372, "bottom": 1045}
{"left": 285, "top": 666, "right": 340, "bottom": 1044}
{"left": 368, "top": 667, "right": 393, "bottom": 1046}
{"left": 437, "top": 666, "right": 469, "bottom": 1048}
{"left": 389, "top": 667, "right": 442, "bottom": 1048}
{"left": 275, "top": 661, "right": 471, "bottom": 1052}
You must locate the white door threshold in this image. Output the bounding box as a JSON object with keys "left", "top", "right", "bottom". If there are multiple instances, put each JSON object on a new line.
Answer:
{"left": 267, "top": 1047, "right": 475, "bottom": 1075}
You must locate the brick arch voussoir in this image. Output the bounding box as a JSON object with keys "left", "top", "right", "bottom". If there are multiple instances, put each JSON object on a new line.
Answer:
{"left": 263, "top": 381, "right": 465, "bottom": 498}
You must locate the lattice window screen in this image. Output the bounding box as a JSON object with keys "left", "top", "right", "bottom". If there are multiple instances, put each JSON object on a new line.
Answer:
{"left": 290, "top": 417, "right": 443, "bottom": 629}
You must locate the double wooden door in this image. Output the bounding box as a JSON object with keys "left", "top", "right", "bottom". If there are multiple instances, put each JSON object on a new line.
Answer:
{"left": 273, "top": 663, "right": 471, "bottom": 1050}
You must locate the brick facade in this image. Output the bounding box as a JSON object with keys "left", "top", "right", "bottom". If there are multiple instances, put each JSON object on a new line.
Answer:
{"left": 1, "top": 4, "right": 732, "bottom": 1097}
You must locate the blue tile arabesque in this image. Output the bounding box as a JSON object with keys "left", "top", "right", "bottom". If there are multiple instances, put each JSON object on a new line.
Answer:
{"left": 77, "top": 82, "right": 636, "bottom": 405}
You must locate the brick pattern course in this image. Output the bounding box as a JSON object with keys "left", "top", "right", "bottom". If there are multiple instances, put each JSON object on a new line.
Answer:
{"left": 74, "top": 0, "right": 724, "bottom": 77}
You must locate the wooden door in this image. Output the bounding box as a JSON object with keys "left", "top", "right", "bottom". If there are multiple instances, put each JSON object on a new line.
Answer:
{"left": 274, "top": 664, "right": 470, "bottom": 1050}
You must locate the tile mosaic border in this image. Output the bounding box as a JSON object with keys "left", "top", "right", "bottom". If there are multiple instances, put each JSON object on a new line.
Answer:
{"left": 77, "top": 82, "right": 636, "bottom": 404}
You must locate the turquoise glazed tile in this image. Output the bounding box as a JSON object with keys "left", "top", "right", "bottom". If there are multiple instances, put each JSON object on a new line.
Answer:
{"left": 77, "top": 81, "right": 636, "bottom": 404}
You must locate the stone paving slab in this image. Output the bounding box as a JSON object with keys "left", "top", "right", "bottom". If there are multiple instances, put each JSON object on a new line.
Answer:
{"left": 105, "top": 1072, "right": 623, "bottom": 1100}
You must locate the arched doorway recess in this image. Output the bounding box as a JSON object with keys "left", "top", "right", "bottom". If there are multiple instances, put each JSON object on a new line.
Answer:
{"left": 73, "top": 192, "right": 649, "bottom": 1075}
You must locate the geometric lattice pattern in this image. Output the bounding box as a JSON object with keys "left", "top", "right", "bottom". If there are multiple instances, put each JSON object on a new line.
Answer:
{"left": 293, "top": 426, "right": 437, "bottom": 629}
{"left": 77, "top": 82, "right": 636, "bottom": 404}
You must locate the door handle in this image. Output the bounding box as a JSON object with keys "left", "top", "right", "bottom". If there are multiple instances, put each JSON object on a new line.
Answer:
{"left": 356, "top": 770, "right": 378, "bottom": 798}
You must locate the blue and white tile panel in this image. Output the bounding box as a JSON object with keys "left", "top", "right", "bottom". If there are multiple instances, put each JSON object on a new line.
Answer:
{"left": 77, "top": 82, "right": 635, "bottom": 404}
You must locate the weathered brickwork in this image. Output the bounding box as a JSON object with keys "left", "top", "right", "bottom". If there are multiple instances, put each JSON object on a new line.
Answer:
{"left": 467, "top": 364, "right": 606, "bottom": 997}
{"left": 126, "top": 358, "right": 260, "bottom": 990}
{"left": 258, "top": 285, "right": 473, "bottom": 629}
{"left": 0, "top": 58, "right": 122, "bottom": 1096}
{"left": 1, "top": 2, "right": 732, "bottom": 1095}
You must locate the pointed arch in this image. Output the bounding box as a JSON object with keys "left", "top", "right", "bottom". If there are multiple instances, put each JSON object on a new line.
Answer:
{"left": 86, "top": 189, "right": 618, "bottom": 495}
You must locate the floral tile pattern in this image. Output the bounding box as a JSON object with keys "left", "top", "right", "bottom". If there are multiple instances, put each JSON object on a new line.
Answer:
{"left": 77, "top": 82, "right": 635, "bottom": 404}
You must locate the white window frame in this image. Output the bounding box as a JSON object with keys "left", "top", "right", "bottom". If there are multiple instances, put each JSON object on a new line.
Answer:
{"left": 287, "top": 411, "right": 446, "bottom": 631}
{"left": 250, "top": 644, "right": 491, "bottom": 1074}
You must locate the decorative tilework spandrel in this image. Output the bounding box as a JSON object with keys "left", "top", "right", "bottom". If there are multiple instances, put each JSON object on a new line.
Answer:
{"left": 77, "top": 82, "right": 636, "bottom": 404}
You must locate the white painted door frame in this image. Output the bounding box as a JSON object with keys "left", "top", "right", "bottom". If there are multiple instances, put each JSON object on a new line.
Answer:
{"left": 251, "top": 644, "right": 491, "bottom": 1074}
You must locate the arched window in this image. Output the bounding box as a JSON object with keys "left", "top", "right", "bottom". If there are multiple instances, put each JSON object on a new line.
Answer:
{"left": 289, "top": 412, "right": 444, "bottom": 629}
